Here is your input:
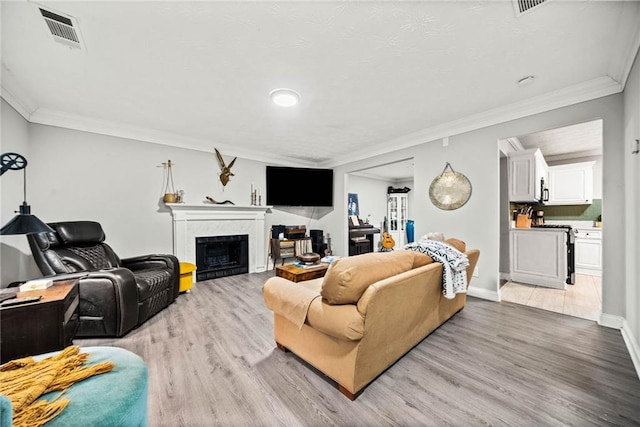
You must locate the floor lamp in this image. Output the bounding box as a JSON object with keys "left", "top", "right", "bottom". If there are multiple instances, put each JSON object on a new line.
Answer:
{"left": 0, "top": 152, "right": 54, "bottom": 235}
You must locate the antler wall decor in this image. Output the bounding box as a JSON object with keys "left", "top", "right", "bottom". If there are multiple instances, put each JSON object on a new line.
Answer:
{"left": 214, "top": 148, "right": 237, "bottom": 187}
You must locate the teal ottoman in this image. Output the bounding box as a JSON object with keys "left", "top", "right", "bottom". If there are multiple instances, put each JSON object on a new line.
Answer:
{"left": 1, "top": 346, "right": 148, "bottom": 427}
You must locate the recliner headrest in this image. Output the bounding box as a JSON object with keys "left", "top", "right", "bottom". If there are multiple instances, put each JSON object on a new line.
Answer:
{"left": 30, "top": 230, "right": 60, "bottom": 251}
{"left": 50, "top": 221, "right": 106, "bottom": 246}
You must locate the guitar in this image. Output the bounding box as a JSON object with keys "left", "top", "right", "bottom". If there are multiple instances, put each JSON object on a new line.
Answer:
{"left": 381, "top": 232, "right": 395, "bottom": 249}
{"left": 381, "top": 216, "right": 395, "bottom": 250}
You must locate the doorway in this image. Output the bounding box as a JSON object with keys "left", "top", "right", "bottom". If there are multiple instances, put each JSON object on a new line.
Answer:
{"left": 346, "top": 158, "right": 414, "bottom": 253}
{"left": 498, "top": 119, "right": 603, "bottom": 321}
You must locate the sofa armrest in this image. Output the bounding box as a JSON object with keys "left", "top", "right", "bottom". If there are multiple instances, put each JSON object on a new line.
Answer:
{"left": 121, "top": 254, "right": 180, "bottom": 301}
{"left": 263, "top": 277, "right": 321, "bottom": 329}
{"left": 121, "top": 254, "right": 176, "bottom": 271}
{"left": 75, "top": 268, "right": 139, "bottom": 337}
{"left": 263, "top": 277, "right": 365, "bottom": 341}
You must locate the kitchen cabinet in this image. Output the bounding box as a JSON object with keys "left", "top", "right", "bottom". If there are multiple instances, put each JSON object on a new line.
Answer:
{"left": 547, "top": 162, "right": 594, "bottom": 205}
{"left": 575, "top": 228, "right": 602, "bottom": 276}
{"left": 508, "top": 148, "right": 548, "bottom": 203}
{"left": 387, "top": 193, "right": 408, "bottom": 249}
{"left": 510, "top": 228, "right": 567, "bottom": 289}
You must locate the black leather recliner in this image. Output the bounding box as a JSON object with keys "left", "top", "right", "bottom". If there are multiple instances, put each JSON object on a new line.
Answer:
{"left": 27, "top": 221, "right": 180, "bottom": 337}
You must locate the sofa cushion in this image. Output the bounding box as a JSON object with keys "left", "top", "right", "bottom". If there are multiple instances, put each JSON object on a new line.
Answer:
{"left": 320, "top": 251, "right": 415, "bottom": 305}
{"left": 410, "top": 252, "right": 435, "bottom": 269}
{"left": 300, "top": 280, "right": 364, "bottom": 341}
{"left": 410, "top": 238, "right": 466, "bottom": 269}
{"left": 445, "top": 238, "right": 466, "bottom": 253}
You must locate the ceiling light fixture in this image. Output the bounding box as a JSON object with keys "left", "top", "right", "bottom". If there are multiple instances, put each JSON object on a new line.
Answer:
{"left": 270, "top": 88, "right": 300, "bottom": 107}
{"left": 517, "top": 75, "right": 535, "bottom": 87}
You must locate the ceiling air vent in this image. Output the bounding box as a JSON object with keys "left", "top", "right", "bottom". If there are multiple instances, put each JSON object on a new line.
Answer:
{"left": 512, "top": 0, "right": 548, "bottom": 16}
{"left": 38, "top": 6, "right": 84, "bottom": 49}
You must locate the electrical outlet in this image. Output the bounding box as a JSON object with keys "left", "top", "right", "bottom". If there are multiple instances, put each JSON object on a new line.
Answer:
{"left": 472, "top": 266, "right": 479, "bottom": 277}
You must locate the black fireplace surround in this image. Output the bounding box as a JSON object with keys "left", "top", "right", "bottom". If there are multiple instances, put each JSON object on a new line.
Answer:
{"left": 195, "top": 235, "right": 249, "bottom": 281}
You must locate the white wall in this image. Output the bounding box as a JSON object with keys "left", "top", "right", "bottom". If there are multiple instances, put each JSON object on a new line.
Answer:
{"left": 623, "top": 48, "right": 640, "bottom": 374}
{"left": 319, "top": 93, "right": 626, "bottom": 310}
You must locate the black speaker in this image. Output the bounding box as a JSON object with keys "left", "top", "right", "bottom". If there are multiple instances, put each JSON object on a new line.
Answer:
{"left": 272, "top": 225, "right": 286, "bottom": 239}
{"left": 310, "top": 229, "right": 323, "bottom": 244}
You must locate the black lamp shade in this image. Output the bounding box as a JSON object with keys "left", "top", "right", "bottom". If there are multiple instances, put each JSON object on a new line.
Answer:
{"left": 0, "top": 203, "right": 55, "bottom": 235}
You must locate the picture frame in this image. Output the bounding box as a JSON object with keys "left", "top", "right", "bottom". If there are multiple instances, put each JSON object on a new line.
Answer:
{"left": 348, "top": 193, "right": 359, "bottom": 216}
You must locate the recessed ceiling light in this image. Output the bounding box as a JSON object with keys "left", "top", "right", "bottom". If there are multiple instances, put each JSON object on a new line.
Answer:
{"left": 517, "top": 75, "right": 535, "bottom": 87}
{"left": 270, "top": 88, "right": 300, "bottom": 107}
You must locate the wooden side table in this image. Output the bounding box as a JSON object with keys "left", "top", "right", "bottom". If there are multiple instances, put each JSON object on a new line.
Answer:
{"left": 275, "top": 263, "right": 329, "bottom": 283}
{"left": 0, "top": 279, "right": 80, "bottom": 363}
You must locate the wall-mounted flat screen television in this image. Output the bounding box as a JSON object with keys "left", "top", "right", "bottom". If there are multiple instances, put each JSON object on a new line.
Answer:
{"left": 266, "top": 166, "right": 333, "bottom": 207}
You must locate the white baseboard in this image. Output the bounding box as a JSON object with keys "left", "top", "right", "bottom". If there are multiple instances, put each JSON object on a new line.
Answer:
{"left": 467, "top": 287, "right": 500, "bottom": 302}
{"left": 621, "top": 320, "right": 640, "bottom": 380}
{"left": 575, "top": 267, "right": 601, "bottom": 277}
{"left": 598, "top": 313, "right": 624, "bottom": 329}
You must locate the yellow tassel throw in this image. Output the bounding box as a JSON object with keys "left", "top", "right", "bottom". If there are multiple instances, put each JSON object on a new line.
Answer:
{"left": 0, "top": 346, "right": 114, "bottom": 427}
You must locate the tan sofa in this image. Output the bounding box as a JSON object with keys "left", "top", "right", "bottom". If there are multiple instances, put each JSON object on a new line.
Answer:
{"left": 262, "top": 240, "right": 480, "bottom": 400}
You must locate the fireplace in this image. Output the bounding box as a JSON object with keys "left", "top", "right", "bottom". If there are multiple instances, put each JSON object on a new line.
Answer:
{"left": 195, "top": 235, "right": 249, "bottom": 281}
{"left": 167, "top": 204, "right": 269, "bottom": 274}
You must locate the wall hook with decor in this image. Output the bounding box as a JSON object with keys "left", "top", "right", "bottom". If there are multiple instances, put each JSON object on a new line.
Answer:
{"left": 632, "top": 139, "right": 639, "bottom": 155}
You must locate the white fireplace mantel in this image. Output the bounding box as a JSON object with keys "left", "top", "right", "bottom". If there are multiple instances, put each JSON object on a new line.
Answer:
{"left": 166, "top": 203, "right": 272, "bottom": 273}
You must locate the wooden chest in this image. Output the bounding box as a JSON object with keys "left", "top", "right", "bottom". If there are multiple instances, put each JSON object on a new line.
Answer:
{"left": 275, "top": 263, "right": 329, "bottom": 283}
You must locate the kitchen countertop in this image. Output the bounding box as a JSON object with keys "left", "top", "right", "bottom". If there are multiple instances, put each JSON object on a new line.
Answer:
{"left": 544, "top": 220, "right": 602, "bottom": 230}
{"left": 510, "top": 221, "right": 603, "bottom": 231}
{"left": 510, "top": 227, "right": 569, "bottom": 232}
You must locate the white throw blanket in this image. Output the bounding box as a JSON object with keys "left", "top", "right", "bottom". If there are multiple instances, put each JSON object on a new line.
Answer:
{"left": 404, "top": 239, "right": 470, "bottom": 299}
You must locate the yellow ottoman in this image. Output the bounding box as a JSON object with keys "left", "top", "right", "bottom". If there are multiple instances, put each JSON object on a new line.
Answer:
{"left": 179, "top": 262, "right": 197, "bottom": 293}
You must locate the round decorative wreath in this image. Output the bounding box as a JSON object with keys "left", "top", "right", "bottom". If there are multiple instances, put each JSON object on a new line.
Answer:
{"left": 429, "top": 162, "right": 472, "bottom": 210}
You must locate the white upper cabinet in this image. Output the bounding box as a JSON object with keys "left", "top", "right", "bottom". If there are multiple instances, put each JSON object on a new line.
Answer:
{"left": 547, "top": 162, "right": 595, "bottom": 205}
{"left": 508, "top": 148, "right": 548, "bottom": 203}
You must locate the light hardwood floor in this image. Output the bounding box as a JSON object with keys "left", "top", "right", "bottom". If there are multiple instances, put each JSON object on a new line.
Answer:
{"left": 76, "top": 271, "right": 640, "bottom": 426}
{"left": 501, "top": 274, "right": 602, "bottom": 321}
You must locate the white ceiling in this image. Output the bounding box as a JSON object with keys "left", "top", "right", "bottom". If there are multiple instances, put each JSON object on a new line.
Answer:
{"left": 1, "top": 1, "right": 639, "bottom": 168}
{"left": 517, "top": 119, "right": 603, "bottom": 160}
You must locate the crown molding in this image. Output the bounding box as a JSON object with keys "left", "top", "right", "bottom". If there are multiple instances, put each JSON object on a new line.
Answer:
{"left": 0, "top": 64, "right": 37, "bottom": 120}
{"left": 545, "top": 149, "right": 602, "bottom": 163}
{"left": 608, "top": 1, "right": 640, "bottom": 90}
{"left": 323, "top": 76, "right": 623, "bottom": 168}
{"left": 27, "top": 107, "right": 314, "bottom": 167}
{"left": 1, "top": 70, "right": 623, "bottom": 170}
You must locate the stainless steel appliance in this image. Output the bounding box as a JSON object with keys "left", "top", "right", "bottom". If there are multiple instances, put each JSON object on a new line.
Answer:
{"left": 539, "top": 178, "right": 549, "bottom": 204}
{"left": 532, "top": 224, "right": 575, "bottom": 285}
